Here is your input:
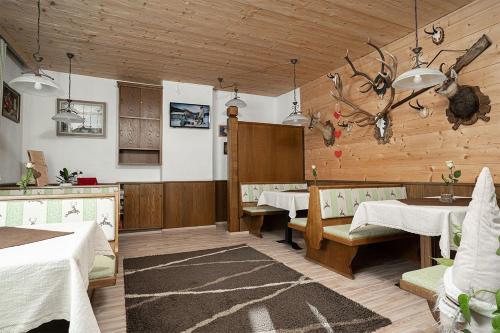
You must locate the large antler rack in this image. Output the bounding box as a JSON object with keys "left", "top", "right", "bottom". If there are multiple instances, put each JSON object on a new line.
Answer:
{"left": 327, "top": 43, "right": 398, "bottom": 127}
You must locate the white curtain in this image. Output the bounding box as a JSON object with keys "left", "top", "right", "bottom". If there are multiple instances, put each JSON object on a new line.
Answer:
{"left": 0, "top": 38, "right": 6, "bottom": 107}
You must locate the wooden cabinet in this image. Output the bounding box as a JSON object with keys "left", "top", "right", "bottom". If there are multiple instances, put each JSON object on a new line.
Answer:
{"left": 122, "top": 183, "right": 163, "bottom": 230}
{"left": 118, "top": 82, "right": 163, "bottom": 165}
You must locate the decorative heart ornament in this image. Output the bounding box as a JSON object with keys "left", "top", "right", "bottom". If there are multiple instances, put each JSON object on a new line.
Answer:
{"left": 334, "top": 150, "right": 342, "bottom": 158}
{"left": 333, "top": 112, "right": 341, "bottom": 119}
{"left": 334, "top": 130, "right": 342, "bottom": 138}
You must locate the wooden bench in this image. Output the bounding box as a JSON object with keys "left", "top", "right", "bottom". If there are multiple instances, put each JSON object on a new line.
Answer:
{"left": 240, "top": 182, "right": 307, "bottom": 237}
{"left": 400, "top": 264, "right": 448, "bottom": 321}
{"left": 0, "top": 186, "right": 120, "bottom": 293}
{"left": 304, "top": 184, "right": 418, "bottom": 279}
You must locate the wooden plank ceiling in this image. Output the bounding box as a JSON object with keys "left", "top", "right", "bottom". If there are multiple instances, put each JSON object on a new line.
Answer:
{"left": 0, "top": 0, "right": 473, "bottom": 96}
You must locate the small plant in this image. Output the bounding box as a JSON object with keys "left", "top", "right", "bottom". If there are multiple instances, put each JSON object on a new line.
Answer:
{"left": 17, "top": 162, "right": 35, "bottom": 194}
{"left": 312, "top": 165, "right": 318, "bottom": 185}
{"left": 56, "top": 168, "right": 82, "bottom": 184}
{"left": 442, "top": 160, "right": 462, "bottom": 184}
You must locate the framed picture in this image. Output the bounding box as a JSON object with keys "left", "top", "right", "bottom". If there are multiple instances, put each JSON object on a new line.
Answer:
{"left": 56, "top": 99, "right": 106, "bottom": 137}
{"left": 218, "top": 124, "right": 228, "bottom": 137}
{"left": 170, "top": 102, "right": 210, "bottom": 129}
{"left": 2, "top": 82, "right": 20, "bottom": 123}
{"left": 223, "top": 142, "right": 227, "bottom": 155}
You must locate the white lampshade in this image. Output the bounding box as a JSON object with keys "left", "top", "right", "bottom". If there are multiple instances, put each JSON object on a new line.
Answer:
{"left": 225, "top": 97, "right": 247, "bottom": 108}
{"left": 282, "top": 111, "right": 309, "bottom": 126}
{"left": 9, "top": 73, "right": 60, "bottom": 96}
{"left": 52, "top": 111, "right": 84, "bottom": 124}
{"left": 392, "top": 67, "right": 447, "bottom": 90}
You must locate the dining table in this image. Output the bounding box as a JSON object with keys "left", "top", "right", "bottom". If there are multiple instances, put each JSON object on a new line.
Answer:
{"left": 257, "top": 190, "right": 310, "bottom": 249}
{"left": 350, "top": 197, "right": 470, "bottom": 267}
{"left": 0, "top": 221, "right": 113, "bottom": 333}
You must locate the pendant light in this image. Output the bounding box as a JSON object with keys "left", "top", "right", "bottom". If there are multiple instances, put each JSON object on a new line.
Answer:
{"left": 52, "top": 53, "right": 84, "bottom": 124}
{"left": 225, "top": 87, "right": 247, "bottom": 108}
{"left": 9, "top": 0, "right": 60, "bottom": 96}
{"left": 282, "top": 59, "right": 309, "bottom": 126}
{"left": 392, "top": 0, "right": 447, "bottom": 90}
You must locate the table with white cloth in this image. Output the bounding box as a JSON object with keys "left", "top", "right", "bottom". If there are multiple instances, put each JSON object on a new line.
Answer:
{"left": 257, "top": 190, "right": 310, "bottom": 249}
{"left": 0, "top": 222, "right": 113, "bottom": 333}
{"left": 349, "top": 200, "right": 468, "bottom": 267}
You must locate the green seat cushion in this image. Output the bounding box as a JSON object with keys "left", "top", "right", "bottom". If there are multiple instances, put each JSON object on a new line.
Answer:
{"left": 401, "top": 264, "right": 448, "bottom": 293}
{"left": 323, "top": 223, "right": 406, "bottom": 240}
{"left": 243, "top": 206, "right": 286, "bottom": 214}
{"left": 89, "top": 254, "right": 116, "bottom": 280}
{"left": 289, "top": 217, "right": 307, "bottom": 228}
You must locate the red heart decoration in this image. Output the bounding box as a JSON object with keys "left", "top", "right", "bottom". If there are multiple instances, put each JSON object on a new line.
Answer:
{"left": 334, "top": 150, "right": 342, "bottom": 158}
{"left": 333, "top": 112, "right": 341, "bottom": 119}
{"left": 334, "top": 130, "right": 342, "bottom": 138}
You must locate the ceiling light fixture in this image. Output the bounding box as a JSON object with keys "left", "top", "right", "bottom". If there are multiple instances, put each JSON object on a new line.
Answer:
{"left": 217, "top": 78, "right": 247, "bottom": 108}
{"left": 52, "top": 53, "right": 84, "bottom": 124}
{"left": 392, "top": 0, "right": 447, "bottom": 90}
{"left": 282, "top": 59, "right": 309, "bottom": 126}
{"left": 9, "top": 0, "right": 60, "bottom": 96}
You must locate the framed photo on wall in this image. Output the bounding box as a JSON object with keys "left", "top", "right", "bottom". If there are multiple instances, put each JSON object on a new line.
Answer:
{"left": 2, "top": 82, "right": 20, "bottom": 123}
{"left": 170, "top": 102, "right": 210, "bottom": 129}
{"left": 56, "top": 99, "right": 106, "bottom": 137}
{"left": 218, "top": 124, "right": 228, "bottom": 137}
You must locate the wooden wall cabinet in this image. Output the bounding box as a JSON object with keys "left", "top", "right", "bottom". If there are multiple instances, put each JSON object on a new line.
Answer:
{"left": 122, "top": 183, "right": 163, "bottom": 230}
{"left": 118, "top": 82, "right": 163, "bottom": 165}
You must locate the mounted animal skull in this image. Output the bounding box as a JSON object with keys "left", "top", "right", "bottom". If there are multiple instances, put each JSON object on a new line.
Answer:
{"left": 307, "top": 112, "right": 335, "bottom": 147}
{"left": 435, "top": 69, "right": 491, "bottom": 130}
{"left": 424, "top": 25, "right": 445, "bottom": 45}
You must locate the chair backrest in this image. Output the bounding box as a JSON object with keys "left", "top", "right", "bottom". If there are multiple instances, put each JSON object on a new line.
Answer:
{"left": 240, "top": 182, "right": 307, "bottom": 203}
{"left": 0, "top": 185, "right": 120, "bottom": 244}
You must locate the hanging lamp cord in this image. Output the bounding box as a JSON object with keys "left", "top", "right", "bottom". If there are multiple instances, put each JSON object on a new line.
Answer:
{"left": 33, "top": 0, "right": 43, "bottom": 64}
{"left": 68, "top": 55, "right": 72, "bottom": 102}
{"left": 293, "top": 60, "right": 297, "bottom": 105}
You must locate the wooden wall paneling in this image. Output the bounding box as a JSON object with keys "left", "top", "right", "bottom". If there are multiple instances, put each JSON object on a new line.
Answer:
{"left": 215, "top": 180, "right": 228, "bottom": 222}
{"left": 122, "top": 184, "right": 140, "bottom": 229}
{"left": 118, "top": 85, "right": 141, "bottom": 117}
{"left": 301, "top": 0, "right": 500, "bottom": 183}
{"left": 163, "top": 181, "right": 215, "bottom": 229}
{"left": 139, "top": 183, "right": 163, "bottom": 229}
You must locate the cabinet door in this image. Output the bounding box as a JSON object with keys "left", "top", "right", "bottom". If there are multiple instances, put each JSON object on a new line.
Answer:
{"left": 140, "top": 88, "right": 162, "bottom": 119}
{"left": 123, "top": 184, "right": 141, "bottom": 229}
{"left": 139, "top": 183, "right": 163, "bottom": 229}
{"left": 119, "top": 86, "right": 141, "bottom": 117}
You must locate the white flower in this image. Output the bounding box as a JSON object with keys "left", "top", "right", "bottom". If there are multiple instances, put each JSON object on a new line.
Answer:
{"left": 445, "top": 160, "right": 455, "bottom": 169}
{"left": 26, "top": 162, "right": 33, "bottom": 169}
{"left": 311, "top": 165, "right": 317, "bottom": 170}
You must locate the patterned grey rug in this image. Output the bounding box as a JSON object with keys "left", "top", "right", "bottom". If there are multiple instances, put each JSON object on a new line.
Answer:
{"left": 123, "top": 245, "right": 391, "bottom": 333}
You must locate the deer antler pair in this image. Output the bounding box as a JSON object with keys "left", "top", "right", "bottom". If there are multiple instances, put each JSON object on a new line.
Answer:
{"left": 328, "top": 41, "right": 398, "bottom": 127}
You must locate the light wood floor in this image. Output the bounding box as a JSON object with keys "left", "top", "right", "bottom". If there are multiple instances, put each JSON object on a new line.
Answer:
{"left": 92, "top": 224, "right": 439, "bottom": 333}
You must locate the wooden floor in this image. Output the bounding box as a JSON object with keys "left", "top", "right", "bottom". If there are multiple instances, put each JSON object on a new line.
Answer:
{"left": 92, "top": 224, "right": 439, "bottom": 333}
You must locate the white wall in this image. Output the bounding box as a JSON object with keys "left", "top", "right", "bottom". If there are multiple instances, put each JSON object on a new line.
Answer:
{"left": 0, "top": 53, "right": 24, "bottom": 184}
{"left": 162, "top": 81, "right": 214, "bottom": 181}
{"left": 275, "top": 89, "right": 301, "bottom": 124}
{"left": 21, "top": 71, "right": 161, "bottom": 183}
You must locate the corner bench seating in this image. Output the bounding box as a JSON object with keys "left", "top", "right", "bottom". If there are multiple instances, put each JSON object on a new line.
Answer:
{"left": 240, "top": 182, "right": 307, "bottom": 237}
{"left": 400, "top": 264, "right": 448, "bottom": 321}
{"left": 0, "top": 186, "right": 120, "bottom": 292}
{"left": 303, "top": 184, "right": 418, "bottom": 279}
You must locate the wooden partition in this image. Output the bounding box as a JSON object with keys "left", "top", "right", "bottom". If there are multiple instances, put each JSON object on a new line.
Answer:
{"left": 227, "top": 107, "right": 305, "bottom": 232}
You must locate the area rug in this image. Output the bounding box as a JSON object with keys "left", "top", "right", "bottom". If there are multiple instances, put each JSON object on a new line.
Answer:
{"left": 123, "top": 245, "right": 391, "bottom": 333}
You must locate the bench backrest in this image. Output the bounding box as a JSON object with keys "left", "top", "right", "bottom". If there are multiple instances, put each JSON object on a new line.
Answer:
{"left": 240, "top": 182, "right": 307, "bottom": 203}
{"left": 0, "top": 186, "right": 120, "bottom": 244}
{"left": 319, "top": 186, "right": 407, "bottom": 219}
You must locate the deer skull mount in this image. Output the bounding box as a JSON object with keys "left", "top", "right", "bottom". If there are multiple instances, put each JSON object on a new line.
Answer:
{"left": 435, "top": 69, "right": 491, "bottom": 130}
{"left": 327, "top": 40, "right": 398, "bottom": 145}
{"left": 424, "top": 25, "right": 445, "bottom": 45}
{"left": 308, "top": 112, "right": 335, "bottom": 147}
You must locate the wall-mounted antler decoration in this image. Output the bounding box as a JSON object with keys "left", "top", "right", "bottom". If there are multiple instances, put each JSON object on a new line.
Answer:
{"left": 408, "top": 99, "right": 430, "bottom": 118}
{"left": 327, "top": 40, "right": 398, "bottom": 144}
{"left": 424, "top": 25, "right": 445, "bottom": 45}
{"left": 306, "top": 111, "right": 336, "bottom": 147}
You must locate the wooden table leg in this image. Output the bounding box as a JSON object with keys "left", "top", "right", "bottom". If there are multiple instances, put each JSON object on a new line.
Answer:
{"left": 420, "top": 235, "right": 433, "bottom": 268}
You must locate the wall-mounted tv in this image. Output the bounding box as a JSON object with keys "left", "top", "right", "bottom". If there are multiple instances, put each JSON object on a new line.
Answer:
{"left": 169, "top": 102, "right": 210, "bottom": 129}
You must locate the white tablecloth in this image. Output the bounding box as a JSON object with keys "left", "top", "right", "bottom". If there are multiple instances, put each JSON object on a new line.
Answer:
{"left": 257, "top": 191, "right": 310, "bottom": 218}
{"left": 350, "top": 200, "right": 468, "bottom": 258}
{"left": 0, "top": 222, "right": 113, "bottom": 333}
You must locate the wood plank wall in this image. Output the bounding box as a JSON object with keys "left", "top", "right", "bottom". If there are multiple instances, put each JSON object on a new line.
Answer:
{"left": 301, "top": 0, "right": 500, "bottom": 183}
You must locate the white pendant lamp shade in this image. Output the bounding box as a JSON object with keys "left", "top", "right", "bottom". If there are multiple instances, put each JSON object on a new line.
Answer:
{"left": 392, "top": 67, "right": 447, "bottom": 90}
{"left": 51, "top": 109, "right": 84, "bottom": 124}
{"left": 225, "top": 96, "right": 247, "bottom": 108}
{"left": 9, "top": 73, "right": 60, "bottom": 96}
{"left": 282, "top": 111, "right": 309, "bottom": 126}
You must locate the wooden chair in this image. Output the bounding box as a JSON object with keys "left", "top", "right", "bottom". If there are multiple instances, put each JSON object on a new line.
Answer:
{"left": 304, "top": 184, "right": 418, "bottom": 279}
